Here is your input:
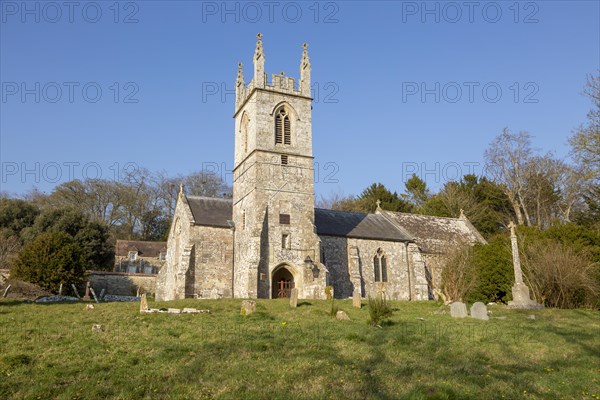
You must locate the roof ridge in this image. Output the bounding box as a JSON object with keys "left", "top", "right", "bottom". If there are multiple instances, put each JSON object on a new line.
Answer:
{"left": 314, "top": 207, "right": 368, "bottom": 216}
{"left": 186, "top": 195, "right": 233, "bottom": 202}
{"left": 385, "top": 210, "right": 463, "bottom": 221}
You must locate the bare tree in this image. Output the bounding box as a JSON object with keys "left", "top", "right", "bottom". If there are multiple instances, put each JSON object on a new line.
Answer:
{"left": 570, "top": 72, "right": 600, "bottom": 179}
{"left": 440, "top": 243, "right": 478, "bottom": 303}
{"left": 0, "top": 235, "right": 20, "bottom": 269}
{"left": 485, "top": 128, "right": 534, "bottom": 226}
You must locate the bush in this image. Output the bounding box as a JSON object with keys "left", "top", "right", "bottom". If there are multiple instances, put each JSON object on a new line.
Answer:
{"left": 367, "top": 294, "right": 392, "bottom": 327}
{"left": 522, "top": 240, "right": 600, "bottom": 309}
{"left": 12, "top": 232, "right": 85, "bottom": 293}
{"left": 466, "top": 237, "right": 513, "bottom": 303}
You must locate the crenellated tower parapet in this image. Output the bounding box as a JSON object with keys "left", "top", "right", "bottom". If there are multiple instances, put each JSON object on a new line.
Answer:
{"left": 235, "top": 33, "right": 312, "bottom": 114}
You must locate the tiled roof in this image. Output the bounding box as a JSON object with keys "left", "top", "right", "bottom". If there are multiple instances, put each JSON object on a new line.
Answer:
{"left": 314, "top": 208, "right": 413, "bottom": 242}
{"left": 116, "top": 240, "right": 167, "bottom": 257}
{"left": 187, "top": 196, "right": 233, "bottom": 228}
{"left": 382, "top": 211, "right": 486, "bottom": 253}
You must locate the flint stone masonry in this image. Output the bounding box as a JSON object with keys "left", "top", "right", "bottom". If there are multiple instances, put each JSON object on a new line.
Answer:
{"left": 35, "top": 296, "right": 79, "bottom": 303}
{"left": 450, "top": 302, "right": 468, "bottom": 318}
{"left": 103, "top": 295, "right": 140, "bottom": 302}
{"left": 470, "top": 302, "right": 489, "bottom": 320}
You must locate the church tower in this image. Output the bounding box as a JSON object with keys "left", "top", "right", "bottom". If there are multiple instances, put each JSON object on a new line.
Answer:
{"left": 232, "top": 34, "right": 325, "bottom": 299}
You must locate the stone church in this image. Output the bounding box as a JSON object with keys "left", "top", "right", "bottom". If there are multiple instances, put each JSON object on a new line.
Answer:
{"left": 156, "top": 35, "right": 486, "bottom": 302}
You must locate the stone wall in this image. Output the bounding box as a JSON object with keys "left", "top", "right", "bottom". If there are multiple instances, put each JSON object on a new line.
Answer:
{"left": 156, "top": 190, "right": 196, "bottom": 301}
{"left": 320, "top": 235, "right": 430, "bottom": 301}
{"left": 189, "top": 225, "right": 233, "bottom": 298}
{"left": 87, "top": 271, "right": 156, "bottom": 296}
{"left": 114, "top": 256, "right": 165, "bottom": 274}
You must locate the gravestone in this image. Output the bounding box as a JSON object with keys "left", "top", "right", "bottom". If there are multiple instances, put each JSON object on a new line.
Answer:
{"left": 325, "top": 286, "right": 334, "bottom": 300}
{"left": 71, "top": 284, "right": 81, "bottom": 299}
{"left": 352, "top": 290, "right": 361, "bottom": 308}
{"left": 450, "top": 302, "right": 468, "bottom": 318}
{"left": 470, "top": 302, "right": 489, "bottom": 320}
{"left": 89, "top": 287, "right": 99, "bottom": 303}
{"left": 86, "top": 304, "right": 95, "bottom": 311}
{"left": 335, "top": 310, "right": 350, "bottom": 321}
{"left": 139, "top": 293, "right": 148, "bottom": 313}
{"left": 240, "top": 300, "right": 256, "bottom": 316}
{"left": 2, "top": 284, "right": 11, "bottom": 298}
{"left": 290, "top": 288, "right": 298, "bottom": 307}
{"left": 91, "top": 324, "right": 103, "bottom": 333}
{"left": 167, "top": 308, "right": 181, "bottom": 314}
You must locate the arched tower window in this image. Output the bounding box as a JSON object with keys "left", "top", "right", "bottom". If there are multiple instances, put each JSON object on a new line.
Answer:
{"left": 373, "top": 248, "right": 388, "bottom": 282}
{"left": 241, "top": 113, "right": 250, "bottom": 154}
{"left": 275, "top": 108, "right": 291, "bottom": 145}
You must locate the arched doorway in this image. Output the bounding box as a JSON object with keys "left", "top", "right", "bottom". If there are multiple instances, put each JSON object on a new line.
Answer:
{"left": 272, "top": 266, "right": 295, "bottom": 298}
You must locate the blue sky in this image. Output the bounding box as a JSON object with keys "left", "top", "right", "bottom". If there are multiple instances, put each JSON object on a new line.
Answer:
{"left": 1, "top": 1, "right": 599, "bottom": 199}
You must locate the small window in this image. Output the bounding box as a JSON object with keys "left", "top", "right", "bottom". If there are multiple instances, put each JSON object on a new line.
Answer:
{"left": 279, "top": 213, "right": 290, "bottom": 225}
{"left": 282, "top": 233, "right": 290, "bottom": 249}
{"left": 159, "top": 252, "right": 166, "bottom": 261}
{"left": 242, "top": 210, "right": 246, "bottom": 230}
{"left": 281, "top": 155, "right": 288, "bottom": 165}
{"left": 128, "top": 251, "right": 137, "bottom": 262}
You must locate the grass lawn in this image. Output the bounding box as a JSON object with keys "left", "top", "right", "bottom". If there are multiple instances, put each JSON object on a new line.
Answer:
{"left": 0, "top": 298, "right": 598, "bottom": 399}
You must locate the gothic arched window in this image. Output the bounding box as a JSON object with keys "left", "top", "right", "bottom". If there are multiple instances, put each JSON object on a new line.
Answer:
{"left": 241, "top": 113, "right": 250, "bottom": 153}
{"left": 374, "top": 248, "right": 388, "bottom": 282}
{"left": 275, "top": 108, "right": 291, "bottom": 145}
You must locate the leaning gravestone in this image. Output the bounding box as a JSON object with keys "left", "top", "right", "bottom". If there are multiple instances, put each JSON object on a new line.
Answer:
{"left": 470, "top": 302, "right": 489, "bottom": 320}
{"left": 352, "top": 290, "right": 361, "bottom": 308}
{"left": 240, "top": 300, "right": 256, "bottom": 316}
{"left": 290, "top": 288, "right": 298, "bottom": 308}
{"left": 450, "top": 301, "right": 468, "bottom": 318}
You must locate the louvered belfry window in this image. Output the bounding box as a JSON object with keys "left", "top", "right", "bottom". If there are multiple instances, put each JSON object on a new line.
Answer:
{"left": 275, "top": 108, "right": 290, "bottom": 145}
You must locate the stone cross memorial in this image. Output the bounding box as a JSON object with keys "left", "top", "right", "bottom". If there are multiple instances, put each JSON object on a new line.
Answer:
{"left": 507, "top": 222, "right": 543, "bottom": 309}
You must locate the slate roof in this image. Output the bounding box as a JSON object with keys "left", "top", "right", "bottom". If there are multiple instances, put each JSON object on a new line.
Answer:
{"left": 382, "top": 211, "right": 486, "bottom": 253}
{"left": 187, "top": 196, "right": 233, "bottom": 228}
{"left": 182, "top": 196, "right": 486, "bottom": 249}
{"left": 115, "top": 240, "right": 167, "bottom": 257}
{"left": 314, "top": 208, "right": 413, "bottom": 242}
